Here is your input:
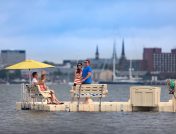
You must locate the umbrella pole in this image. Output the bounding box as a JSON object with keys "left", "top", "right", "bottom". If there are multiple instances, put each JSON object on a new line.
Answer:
{"left": 29, "top": 69, "right": 31, "bottom": 85}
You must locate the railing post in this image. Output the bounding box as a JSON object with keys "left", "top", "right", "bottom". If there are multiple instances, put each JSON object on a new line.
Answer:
{"left": 21, "top": 83, "right": 24, "bottom": 109}
{"left": 77, "top": 85, "right": 82, "bottom": 112}
{"left": 21, "top": 84, "right": 22, "bottom": 101}
{"left": 99, "top": 85, "right": 104, "bottom": 112}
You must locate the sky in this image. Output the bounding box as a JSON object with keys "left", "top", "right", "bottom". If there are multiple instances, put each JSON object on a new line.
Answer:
{"left": 0, "top": 0, "right": 176, "bottom": 63}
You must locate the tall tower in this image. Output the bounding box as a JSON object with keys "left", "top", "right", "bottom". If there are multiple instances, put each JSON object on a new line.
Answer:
{"left": 112, "top": 40, "right": 118, "bottom": 81}
{"left": 121, "top": 38, "right": 126, "bottom": 59}
{"left": 112, "top": 40, "right": 117, "bottom": 60}
{"left": 95, "top": 45, "right": 99, "bottom": 60}
{"left": 118, "top": 38, "right": 128, "bottom": 71}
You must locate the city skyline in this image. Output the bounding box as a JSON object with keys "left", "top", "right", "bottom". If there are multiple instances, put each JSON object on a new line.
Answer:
{"left": 0, "top": 0, "right": 176, "bottom": 63}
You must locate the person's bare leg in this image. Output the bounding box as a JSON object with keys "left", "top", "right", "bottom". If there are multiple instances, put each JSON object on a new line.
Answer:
{"left": 71, "top": 86, "right": 76, "bottom": 102}
{"left": 53, "top": 94, "right": 61, "bottom": 103}
{"left": 50, "top": 91, "right": 63, "bottom": 104}
{"left": 49, "top": 92, "right": 56, "bottom": 103}
{"left": 47, "top": 98, "right": 52, "bottom": 104}
{"left": 84, "top": 97, "right": 93, "bottom": 104}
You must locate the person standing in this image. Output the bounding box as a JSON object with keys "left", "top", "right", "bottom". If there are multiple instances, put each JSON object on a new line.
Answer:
{"left": 82, "top": 59, "right": 93, "bottom": 103}
{"left": 70, "top": 63, "right": 83, "bottom": 102}
{"left": 82, "top": 59, "right": 92, "bottom": 84}
{"left": 73, "top": 63, "right": 83, "bottom": 86}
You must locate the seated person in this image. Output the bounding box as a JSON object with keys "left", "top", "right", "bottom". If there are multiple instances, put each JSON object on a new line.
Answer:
{"left": 32, "top": 72, "right": 39, "bottom": 85}
{"left": 31, "top": 72, "right": 63, "bottom": 105}
{"left": 32, "top": 70, "right": 47, "bottom": 85}
{"left": 39, "top": 74, "right": 64, "bottom": 105}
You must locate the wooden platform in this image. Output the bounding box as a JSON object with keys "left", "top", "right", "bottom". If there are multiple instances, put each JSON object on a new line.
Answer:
{"left": 16, "top": 101, "right": 132, "bottom": 112}
{"left": 16, "top": 99, "right": 176, "bottom": 112}
{"left": 17, "top": 85, "right": 176, "bottom": 112}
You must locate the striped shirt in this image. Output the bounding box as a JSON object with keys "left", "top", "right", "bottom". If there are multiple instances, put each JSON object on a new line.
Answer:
{"left": 74, "top": 70, "right": 82, "bottom": 85}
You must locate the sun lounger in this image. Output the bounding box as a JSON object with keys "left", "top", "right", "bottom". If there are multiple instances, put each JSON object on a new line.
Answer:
{"left": 26, "top": 84, "right": 51, "bottom": 104}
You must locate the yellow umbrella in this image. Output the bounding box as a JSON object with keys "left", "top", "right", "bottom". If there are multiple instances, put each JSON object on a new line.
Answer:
{"left": 6, "top": 59, "right": 54, "bottom": 70}
{"left": 5, "top": 59, "right": 54, "bottom": 84}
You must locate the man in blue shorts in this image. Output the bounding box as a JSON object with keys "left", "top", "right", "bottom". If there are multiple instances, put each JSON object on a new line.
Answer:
{"left": 82, "top": 59, "right": 92, "bottom": 84}
{"left": 82, "top": 59, "right": 93, "bottom": 103}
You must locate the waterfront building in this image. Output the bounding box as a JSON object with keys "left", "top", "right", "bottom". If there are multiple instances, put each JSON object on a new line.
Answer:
{"left": 143, "top": 47, "right": 176, "bottom": 73}
{"left": 93, "top": 69, "right": 113, "bottom": 82}
{"left": 143, "top": 48, "right": 176, "bottom": 79}
{"left": 1, "top": 50, "right": 26, "bottom": 66}
{"left": 143, "top": 48, "right": 162, "bottom": 71}
{"left": 153, "top": 49, "right": 176, "bottom": 73}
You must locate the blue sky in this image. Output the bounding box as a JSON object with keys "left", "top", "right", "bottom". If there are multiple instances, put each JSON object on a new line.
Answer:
{"left": 0, "top": 0, "right": 176, "bottom": 63}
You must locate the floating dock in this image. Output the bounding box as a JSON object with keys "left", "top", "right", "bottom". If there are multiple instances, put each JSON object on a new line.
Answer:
{"left": 16, "top": 85, "right": 176, "bottom": 112}
{"left": 16, "top": 99, "right": 175, "bottom": 112}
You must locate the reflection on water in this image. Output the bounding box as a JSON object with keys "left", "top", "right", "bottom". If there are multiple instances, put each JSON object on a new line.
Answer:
{"left": 0, "top": 84, "right": 175, "bottom": 134}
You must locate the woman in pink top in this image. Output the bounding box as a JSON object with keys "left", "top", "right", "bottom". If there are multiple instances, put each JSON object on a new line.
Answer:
{"left": 39, "top": 74, "right": 64, "bottom": 105}
{"left": 73, "top": 63, "right": 83, "bottom": 86}
{"left": 70, "top": 63, "right": 83, "bottom": 102}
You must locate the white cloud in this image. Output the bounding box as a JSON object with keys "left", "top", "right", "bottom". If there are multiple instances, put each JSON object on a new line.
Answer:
{"left": 0, "top": 0, "right": 176, "bottom": 63}
{"left": 1, "top": 26, "right": 176, "bottom": 63}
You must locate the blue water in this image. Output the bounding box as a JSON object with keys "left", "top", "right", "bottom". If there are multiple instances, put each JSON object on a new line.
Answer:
{"left": 0, "top": 84, "right": 175, "bottom": 134}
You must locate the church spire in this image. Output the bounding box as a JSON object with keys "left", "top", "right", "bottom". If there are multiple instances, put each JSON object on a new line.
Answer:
{"left": 121, "top": 38, "right": 125, "bottom": 58}
{"left": 95, "top": 45, "right": 99, "bottom": 60}
{"left": 112, "top": 40, "right": 117, "bottom": 59}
